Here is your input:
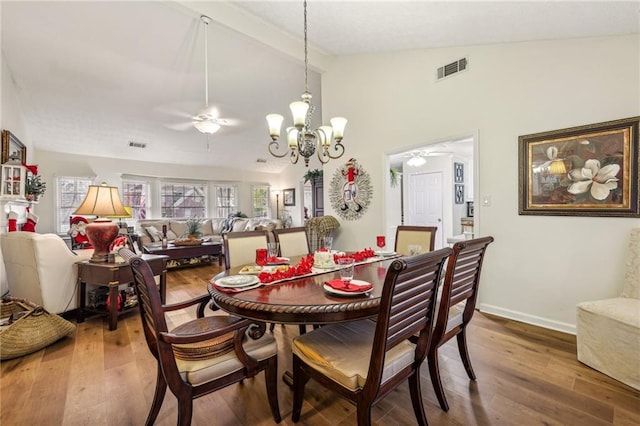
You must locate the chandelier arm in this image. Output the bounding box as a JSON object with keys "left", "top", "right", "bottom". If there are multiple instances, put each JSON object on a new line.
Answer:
{"left": 268, "top": 141, "right": 290, "bottom": 158}
{"left": 317, "top": 147, "right": 330, "bottom": 164}
{"left": 290, "top": 149, "right": 300, "bottom": 164}
{"left": 327, "top": 141, "right": 345, "bottom": 160}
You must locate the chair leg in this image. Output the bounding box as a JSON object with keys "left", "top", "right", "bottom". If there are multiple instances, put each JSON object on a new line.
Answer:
{"left": 269, "top": 323, "right": 275, "bottom": 332}
{"left": 428, "top": 347, "right": 449, "bottom": 412}
{"left": 291, "top": 355, "right": 309, "bottom": 423}
{"left": 145, "top": 364, "right": 168, "bottom": 426}
{"left": 265, "top": 356, "right": 282, "bottom": 423}
{"left": 298, "top": 324, "right": 307, "bottom": 335}
{"left": 408, "top": 371, "right": 428, "bottom": 426}
{"left": 177, "top": 396, "right": 193, "bottom": 426}
{"left": 355, "top": 401, "right": 373, "bottom": 426}
{"left": 456, "top": 328, "right": 476, "bottom": 380}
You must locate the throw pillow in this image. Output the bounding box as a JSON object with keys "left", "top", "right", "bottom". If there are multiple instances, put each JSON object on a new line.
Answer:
{"left": 144, "top": 225, "right": 162, "bottom": 242}
{"left": 170, "top": 221, "right": 188, "bottom": 238}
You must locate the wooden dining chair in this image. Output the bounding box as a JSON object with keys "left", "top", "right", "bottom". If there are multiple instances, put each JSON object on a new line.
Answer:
{"left": 273, "top": 227, "right": 310, "bottom": 258}
{"left": 119, "top": 248, "right": 281, "bottom": 426}
{"left": 427, "top": 236, "right": 494, "bottom": 412}
{"left": 291, "top": 247, "right": 453, "bottom": 426}
{"left": 394, "top": 225, "right": 437, "bottom": 255}
{"left": 223, "top": 230, "right": 269, "bottom": 270}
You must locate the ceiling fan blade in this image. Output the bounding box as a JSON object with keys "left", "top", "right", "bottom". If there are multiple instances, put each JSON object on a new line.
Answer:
{"left": 165, "top": 121, "right": 195, "bottom": 131}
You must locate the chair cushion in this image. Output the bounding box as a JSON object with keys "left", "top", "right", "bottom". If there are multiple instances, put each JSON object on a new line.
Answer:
{"left": 171, "top": 317, "right": 235, "bottom": 361}
{"left": 176, "top": 332, "right": 277, "bottom": 386}
{"left": 292, "top": 320, "right": 415, "bottom": 391}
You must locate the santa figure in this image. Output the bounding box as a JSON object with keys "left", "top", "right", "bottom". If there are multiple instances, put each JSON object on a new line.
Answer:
{"left": 341, "top": 158, "right": 363, "bottom": 212}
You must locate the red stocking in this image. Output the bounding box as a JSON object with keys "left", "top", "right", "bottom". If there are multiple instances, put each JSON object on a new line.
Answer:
{"left": 7, "top": 211, "right": 18, "bottom": 232}
{"left": 22, "top": 212, "right": 38, "bottom": 233}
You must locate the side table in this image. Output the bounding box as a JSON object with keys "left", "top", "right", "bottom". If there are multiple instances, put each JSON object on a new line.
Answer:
{"left": 76, "top": 254, "right": 168, "bottom": 331}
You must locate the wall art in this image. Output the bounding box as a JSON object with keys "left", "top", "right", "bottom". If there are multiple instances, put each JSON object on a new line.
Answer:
{"left": 328, "top": 158, "right": 372, "bottom": 221}
{"left": 518, "top": 116, "right": 639, "bottom": 217}
{"left": 1, "top": 130, "right": 26, "bottom": 164}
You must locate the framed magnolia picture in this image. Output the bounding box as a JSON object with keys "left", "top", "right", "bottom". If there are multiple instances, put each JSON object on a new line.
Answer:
{"left": 1, "top": 130, "right": 26, "bottom": 164}
{"left": 518, "top": 116, "right": 639, "bottom": 217}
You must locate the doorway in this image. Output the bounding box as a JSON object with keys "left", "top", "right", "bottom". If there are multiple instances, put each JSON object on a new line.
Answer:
{"left": 386, "top": 136, "right": 475, "bottom": 249}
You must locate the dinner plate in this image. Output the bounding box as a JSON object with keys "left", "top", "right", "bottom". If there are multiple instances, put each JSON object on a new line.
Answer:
{"left": 323, "top": 280, "right": 373, "bottom": 296}
{"left": 214, "top": 275, "right": 260, "bottom": 288}
{"left": 266, "top": 257, "right": 290, "bottom": 265}
{"left": 214, "top": 283, "right": 261, "bottom": 293}
{"left": 374, "top": 250, "right": 397, "bottom": 257}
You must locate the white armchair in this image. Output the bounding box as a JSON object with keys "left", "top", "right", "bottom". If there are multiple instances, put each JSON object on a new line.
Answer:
{"left": 0, "top": 232, "right": 93, "bottom": 314}
{"left": 576, "top": 228, "right": 640, "bottom": 390}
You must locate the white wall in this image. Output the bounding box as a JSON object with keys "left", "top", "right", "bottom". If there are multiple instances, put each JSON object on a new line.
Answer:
{"left": 320, "top": 35, "right": 640, "bottom": 333}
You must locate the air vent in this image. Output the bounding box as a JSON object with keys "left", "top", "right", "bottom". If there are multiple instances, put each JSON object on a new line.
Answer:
{"left": 256, "top": 158, "right": 267, "bottom": 163}
{"left": 128, "top": 141, "right": 146, "bottom": 149}
{"left": 436, "top": 57, "right": 468, "bottom": 81}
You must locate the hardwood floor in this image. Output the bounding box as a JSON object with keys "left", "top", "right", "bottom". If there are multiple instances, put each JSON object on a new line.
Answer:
{"left": 2, "top": 263, "right": 638, "bottom": 425}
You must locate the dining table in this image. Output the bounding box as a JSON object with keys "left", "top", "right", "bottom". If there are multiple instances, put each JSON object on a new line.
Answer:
{"left": 207, "top": 254, "right": 400, "bottom": 326}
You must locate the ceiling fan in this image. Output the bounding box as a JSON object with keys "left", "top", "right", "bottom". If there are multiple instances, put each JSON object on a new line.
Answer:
{"left": 165, "top": 16, "right": 233, "bottom": 134}
{"left": 404, "top": 149, "right": 452, "bottom": 167}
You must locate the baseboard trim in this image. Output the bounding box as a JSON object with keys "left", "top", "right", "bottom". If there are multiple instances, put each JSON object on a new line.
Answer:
{"left": 478, "top": 303, "right": 576, "bottom": 335}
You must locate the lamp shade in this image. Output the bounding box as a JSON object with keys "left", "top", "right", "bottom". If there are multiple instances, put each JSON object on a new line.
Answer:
{"left": 73, "top": 183, "right": 128, "bottom": 263}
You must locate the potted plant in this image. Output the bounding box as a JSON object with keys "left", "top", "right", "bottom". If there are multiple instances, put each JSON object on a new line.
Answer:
{"left": 185, "top": 218, "right": 203, "bottom": 240}
{"left": 303, "top": 168, "right": 323, "bottom": 183}
{"left": 25, "top": 174, "right": 46, "bottom": 202}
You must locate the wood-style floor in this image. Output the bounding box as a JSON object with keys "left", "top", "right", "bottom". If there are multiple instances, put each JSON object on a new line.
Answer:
{"left": 1, "top": 263, "right": 638, "bottom": 426}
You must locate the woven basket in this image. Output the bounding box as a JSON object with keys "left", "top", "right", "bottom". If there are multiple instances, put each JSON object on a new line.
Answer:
{"left": 0, "top": 297, "right": 76, "bottom": 361}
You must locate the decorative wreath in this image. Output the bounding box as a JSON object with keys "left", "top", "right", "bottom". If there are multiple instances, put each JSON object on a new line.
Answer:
{"left": 328, "top": 158, "right": 372, "bottom": 221}
{"left": 68, "top": 216, "right": 93, "bottom": 249}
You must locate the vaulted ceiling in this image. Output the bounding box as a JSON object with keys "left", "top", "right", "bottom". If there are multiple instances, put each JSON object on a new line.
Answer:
{"left": 2, "top": 1, "right": 637, "bottom": 173}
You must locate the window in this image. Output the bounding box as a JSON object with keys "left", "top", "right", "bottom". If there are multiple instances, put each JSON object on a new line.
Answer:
{"left": 160, "top": 180, "right": 207, "bottom": 218}
{"left": 55, "top": 176, "right": 94, "bottom": 234}
{"left": 214, "top": 185, "right": 236, "bottom": 217}
{"left": 122, "top": 180, "right": 149, "bottom": 220}
{"left": 252, "top": 185, "right": 269, "bottom": 218}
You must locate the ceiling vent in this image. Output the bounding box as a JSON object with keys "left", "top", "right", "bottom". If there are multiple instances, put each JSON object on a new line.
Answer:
{"left": 436, "top": 57, "right": 468, "bottom": 81}
{"left": 128, "top": 141, "right": 146, "bottom": 149}
{"left": 256, "top": 158, "right": 267, "bottom": 163}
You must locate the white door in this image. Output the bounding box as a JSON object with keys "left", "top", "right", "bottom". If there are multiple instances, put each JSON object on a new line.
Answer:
{"left": 407, "top": 172, "right": 444, "bottom": 249}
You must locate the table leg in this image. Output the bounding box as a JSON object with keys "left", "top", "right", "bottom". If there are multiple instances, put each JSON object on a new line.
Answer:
{"left": 77, "top": 279, "right": 86, "bottom": 323}
{"left": 108, "top": 285, "right": 119, "bottom": 331}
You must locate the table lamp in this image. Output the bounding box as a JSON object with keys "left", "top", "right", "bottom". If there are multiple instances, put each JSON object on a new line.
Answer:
{"left": 109, "top": 205, "right": 132, "bottom": 230}
{"left": 73, "top": 182, "right": 129, "bottom": 263}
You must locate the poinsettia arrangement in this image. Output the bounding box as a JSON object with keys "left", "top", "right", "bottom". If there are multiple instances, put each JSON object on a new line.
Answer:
{"left": 257, "top": 248, "right": 377, "bottom": 284}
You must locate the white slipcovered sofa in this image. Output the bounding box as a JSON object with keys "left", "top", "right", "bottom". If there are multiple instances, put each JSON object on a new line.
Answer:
{"left": 576, "top": 228, "right": 640, "bottom": 390}
{"left": 136, "top": 217, "right": 283, "bottom": 248}
{"left": 0, "top": 232, "right": 94, "bottom": 313}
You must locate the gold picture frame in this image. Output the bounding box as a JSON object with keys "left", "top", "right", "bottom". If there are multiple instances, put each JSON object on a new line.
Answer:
{"left": 1, "top": 130, "right": 27, "bottom": 164}
{"left": 518, "top": 116, "right": 639, "bottom": 217}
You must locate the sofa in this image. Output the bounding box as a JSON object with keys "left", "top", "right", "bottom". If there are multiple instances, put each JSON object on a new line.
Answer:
{"left": 576, "top": 228, "right": 640, "bottom": 390}
{"left": 0, "top": 232, "right": 94, "bottom": 313}
{"left": 135, "top": 217, "right": 283, "bottom": 248}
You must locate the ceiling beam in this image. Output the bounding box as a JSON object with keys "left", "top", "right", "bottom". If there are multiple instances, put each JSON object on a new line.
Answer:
{"left": 175, "top": 0, "right": 334, "bottom": 72}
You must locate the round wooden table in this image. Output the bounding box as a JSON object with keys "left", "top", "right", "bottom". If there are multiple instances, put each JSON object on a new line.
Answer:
{"left": 208, "top": 256, "right": 398, "bottom": 325}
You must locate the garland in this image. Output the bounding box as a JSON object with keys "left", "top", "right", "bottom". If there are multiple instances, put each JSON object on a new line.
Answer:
{"left": 257, "top": 248, "right": 377, "bottom": 284}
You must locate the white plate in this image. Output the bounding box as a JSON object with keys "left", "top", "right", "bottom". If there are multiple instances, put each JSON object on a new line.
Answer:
{"left": 323, "top": 279, "right": 373, "bottom": 296}
{"left": 214, "top": 283, "right": 262, "bottom": 293}
{"left": 215, "top": 275, "right": 260, "bottom": 288}
{"left": 313, "top": 263, "right": 337, "bottom": 270}
{"left": 374, "top": 250, "right": 396, "bottom": 257}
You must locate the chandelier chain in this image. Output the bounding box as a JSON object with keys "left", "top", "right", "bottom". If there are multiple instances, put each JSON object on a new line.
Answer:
{"left": 304, "top": 0, "right": 308, "bottom": 94}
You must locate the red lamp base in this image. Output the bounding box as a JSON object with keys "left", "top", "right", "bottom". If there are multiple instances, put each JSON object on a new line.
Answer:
{"left": 85, "top": 218, "right": 119, "bottom": 263}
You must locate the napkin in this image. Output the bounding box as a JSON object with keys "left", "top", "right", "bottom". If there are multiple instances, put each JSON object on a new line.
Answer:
{"left": 325, "top": 279, "right": 373, "bottom": 292}
{"left": 210, "top": 282, "right": 258, "bottom": 294}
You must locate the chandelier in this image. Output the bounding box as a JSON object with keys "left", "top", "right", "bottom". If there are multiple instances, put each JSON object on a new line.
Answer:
{"left": 266, "top": 0, "right": 347, "bottom": 167}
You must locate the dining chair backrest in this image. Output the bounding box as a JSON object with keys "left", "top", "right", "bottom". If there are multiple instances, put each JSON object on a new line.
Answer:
{"left": 223, "top": 230, "right": 269, "bottom": 269}
{"left": 428, "top": 235, "right": 494, "bottom": 411}
{"left": 273, "top": 227, "right": 310, "bottom": 258}
{"left": 394, "top": 225, "right": 437, "bottom": 255}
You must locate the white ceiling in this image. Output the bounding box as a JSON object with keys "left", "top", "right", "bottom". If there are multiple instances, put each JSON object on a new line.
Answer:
{"left": 2, "top": 1, "right": 638, "bottom": 173}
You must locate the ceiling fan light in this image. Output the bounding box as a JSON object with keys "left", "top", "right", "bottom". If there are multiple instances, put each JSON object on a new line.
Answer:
{"left": 407, "top": 156, "right": 426, "bottom": 167}
{"left": 194, "top": 120, "right": 221, "bottom": 134}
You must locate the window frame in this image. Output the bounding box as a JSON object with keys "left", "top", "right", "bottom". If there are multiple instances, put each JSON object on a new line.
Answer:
{"left": 55, "top": 175, "right": 94, "bottom": 234}
{"left": 159, "top": 179, "right": 208, "bottom": 219}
